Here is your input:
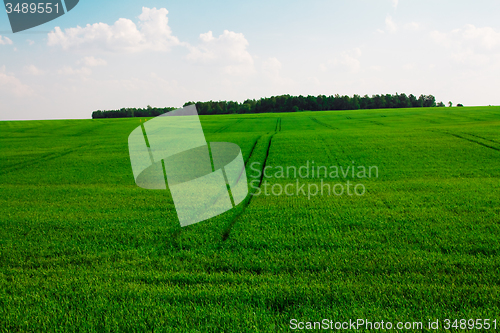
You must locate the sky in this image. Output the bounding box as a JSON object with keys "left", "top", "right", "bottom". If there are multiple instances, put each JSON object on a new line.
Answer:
{"left": 1, "top": 0, "right": 500, "bottom": 120}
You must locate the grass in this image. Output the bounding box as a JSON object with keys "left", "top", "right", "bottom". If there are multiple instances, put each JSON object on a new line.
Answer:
{"left": 1, "top": 106, "right": 499, "bottom": 332}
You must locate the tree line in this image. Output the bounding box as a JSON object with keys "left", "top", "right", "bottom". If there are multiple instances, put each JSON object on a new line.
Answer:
{"left": 92, "top": 93, "right": 444, "bottom": 118}
{"left": 92, "top": 106, "right": 177, "bottom": 119}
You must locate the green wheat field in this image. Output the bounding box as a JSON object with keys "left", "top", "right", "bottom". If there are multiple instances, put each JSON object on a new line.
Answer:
{"left": 1, "top": 106, "right": 499, "bottom": 332}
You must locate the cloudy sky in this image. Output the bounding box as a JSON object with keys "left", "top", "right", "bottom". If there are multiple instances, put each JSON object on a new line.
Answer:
{"left": 1, "top": 0, "right": 500, "bottom": 120}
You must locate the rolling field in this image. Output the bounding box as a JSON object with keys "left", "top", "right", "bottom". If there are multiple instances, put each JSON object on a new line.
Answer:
{"left": 1, "top": 106, "right": 500, "bottom": 332}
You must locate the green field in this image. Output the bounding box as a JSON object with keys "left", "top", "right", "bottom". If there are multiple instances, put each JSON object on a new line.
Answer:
{"left": 1, "top": 106, "right": 499, "bottom": 332}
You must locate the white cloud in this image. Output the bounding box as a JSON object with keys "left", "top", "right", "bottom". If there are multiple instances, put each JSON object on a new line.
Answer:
{"left": 58, "top": 66, "right": 92, "bottom": 76}
{"left": 0, "top": 35, "right": 13, "bottom": 45}
{"left": 187, "top": 30, "right": 254, "bottom": 75}
{"left": 306, "top": 76, "right": 321, "bottom": 86}
{"left": 24, "top": 65, "right": 45, "bottom": 76}
{"left": 430, "top": 30, "right": 449, "bottom": 46}
{"left": 27, "top": 39, "right": 35, "bottom": 45}
{"left": 137, "top": 7, "right": 180, "bottom": 50}
{"left": 385, "top": 15, "right": 397, "bottom": 33}
{"left": 0, "top": 66, "right": 33, "bottom": 96}
{"left": 47, "top": 7, "right": 180, "bottom": 52}
{"left": 79, "top": 56, "right": 107, "bottom": 67}
{"left": 261, "top": 57, "right": 293, "bottom": 86}
{"left": 47, "top": 7, "right": 257, "bottom": 77}
{"left": 402, "top": 63, "right": 416, "bottom": 70}
{"left": 451, "top": 49, "right": 491, "bottom": 67}
{"left": 405, "top": 22, "right": 420, "bottom": 31}
{"left": 431, "top": 24, "right": 500, "bottom": 67}
{"left": 461, "top": 24, "right": 500, "bottom": 49}
{"left": 431, "top": 24, "right": 500, "bottom": 50}
{"left": 392, "top": 0, "right": 399, "bottom": 8}
{"left": 262, "top": 57, "right": 282, "bottom": 77}
{"left": 321, "top": 48, "right": 362, "bottom": 73}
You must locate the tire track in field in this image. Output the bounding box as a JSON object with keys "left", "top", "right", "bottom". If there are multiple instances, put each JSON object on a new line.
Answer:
{"left": 309, "top": 116, "right": 338, "bottom": 130}
{"left": 170, "top": 135, "right": 263, "bottom": 244}
{"left": 367, "top": 120, "right": 386, "bottom": 126}
{"left": 232, "top": 134, "right": 263, "bottom": 189}
{"left": 0, "top": 145, "right": 87, "bottom": 176}
{"left": 274, "top": 117, "right": 282, "bottom": 132}
{"left": 436, "top": 131, "right": 500, "bottom": 152}
{"left": 317, "top": 133, "right": 340, "bottom": 166}
{"left": 214, "top": 119, "right": 244, "bottom": 133}
{"left": 70, "top": 123, "right": 108, "bottom": 137}
{"left": 244, "top": 135, "right": 262, "bottom": 166}
{"left": 222, "top": 118, "right": 281, "bottom": 241}
{"left": 465, "top": 133, "right": 500, "bottom": 145}
{"left": 309, "top": 116, "right": 352, "bottom": 164}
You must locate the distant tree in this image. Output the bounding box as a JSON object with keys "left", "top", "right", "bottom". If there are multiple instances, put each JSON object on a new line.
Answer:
{"left": 457, "top": 103, "right": 464, "bottom": 107}
{"left": 409, "top": 94, "right": 421, "bottom": 107}
{"left": 351, "top": 94, "right": 361, "bottom": 110}
{"left": 385, "top": 94, "right": 395, "bottom": 108}
{"left": 448, "top": 101, "right": 452, "bottom": 107}
{"left": 306, "top": 95, "right": 318, "bottom": 110}
{"left": 409, "top": 95, "right": 418, "bottom": 107}
{"left": 397, "top": 93, "right": 411, "bottom": 108}
{"left": 421, "top": 95, "right": 436, "bottom": 107}
{"left": 437, "top": 101, "right": 445, "bottom": 107}
{"left": 372, "top": 94, "right": 386, "bottom": 109}
{"left": 360, "top": 94, "right": 372, "bottom": 109}
{"left": 91, "top": 106, "right": 176, "bottom": 118}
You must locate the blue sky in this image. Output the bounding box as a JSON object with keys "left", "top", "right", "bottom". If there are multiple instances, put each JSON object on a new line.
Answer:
{"left": 1, "top": 0, "right": 500, "bottom": 120}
